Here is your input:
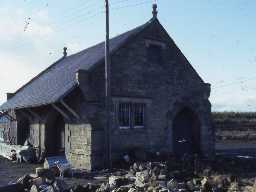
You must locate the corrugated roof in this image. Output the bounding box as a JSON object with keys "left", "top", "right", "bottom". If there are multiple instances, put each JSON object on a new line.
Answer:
{"left": 0, "top": 20, "right": 152, "bottom": 111}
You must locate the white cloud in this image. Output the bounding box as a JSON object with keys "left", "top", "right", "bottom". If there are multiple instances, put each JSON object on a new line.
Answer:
{"left": 0, "top": 53, "right": 38, "bottom": 104}
{"left": 0, "top": 5, "right": 84, "bottom": 105}
{"left": 211, "top": 90, "right": 256, "bottom": 112}
{"left": 0, "top": 6, "right": 56, "bottom": 104}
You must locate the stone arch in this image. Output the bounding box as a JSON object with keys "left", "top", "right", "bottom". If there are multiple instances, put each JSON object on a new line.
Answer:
{"left": 45, "top": 110, "right": 66, "bottom": 156}
{"left": 167, "top": 100, "right": 203, "bottom": 157}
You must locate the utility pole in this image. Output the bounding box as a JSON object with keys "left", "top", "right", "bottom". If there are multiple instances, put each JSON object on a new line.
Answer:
{"left": 104, "top": 0, "right": 112, "bottom": 169}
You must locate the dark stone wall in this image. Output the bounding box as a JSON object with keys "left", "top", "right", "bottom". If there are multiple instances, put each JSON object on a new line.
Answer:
{"left": 67, "top": 20, "right": 214, "bottom": 169}
{"left": 106, "top": 20, "right": 213, "bottom": 160}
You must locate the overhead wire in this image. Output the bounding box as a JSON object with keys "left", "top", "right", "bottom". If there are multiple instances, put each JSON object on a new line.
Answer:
{"left": 214, "top": 76, "right": 256, "bottom": 90}
{"left": 12, "top": 0, "right": 153, "bottom": 52}
{"left": 11, "top": 1, "right": 105, "bottom": 50}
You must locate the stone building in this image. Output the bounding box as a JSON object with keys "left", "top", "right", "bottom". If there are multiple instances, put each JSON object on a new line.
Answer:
{"left": 0, "top": 6, "right": 214, "bottom": 170}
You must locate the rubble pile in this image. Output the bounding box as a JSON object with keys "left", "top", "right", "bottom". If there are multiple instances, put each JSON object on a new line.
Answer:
{"left": 94, "top": 161, "right": 250, "bottom": 192}
{"left": 2, "top": 155, "right": 256, "bottom": 192}
{"left": 3, "top": 161, "right": 254, "bottom": 192}
{"left": 14, "top": 168, "right": 70, "bottom": 192}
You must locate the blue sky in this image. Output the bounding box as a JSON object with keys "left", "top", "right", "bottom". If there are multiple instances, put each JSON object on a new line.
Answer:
{"left": 0, "top": 0, "right": 255, "bottom": 111}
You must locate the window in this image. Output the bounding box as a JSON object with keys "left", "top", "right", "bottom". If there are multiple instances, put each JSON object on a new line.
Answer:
{"left": 147, "top": 44, "right": 163, "bottom": 64}
{"left": 133, "top": 103, "right": 145, "bottom": 128}
{"left": 118, "top": 103, "right": 131, "bottom": 128}
{"left": 118, "top": 102, "right": 145, "bottom": 129}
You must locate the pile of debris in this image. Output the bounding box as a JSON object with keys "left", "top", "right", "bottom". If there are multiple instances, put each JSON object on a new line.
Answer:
{"left": 2, "top": 154, "right": 256, "bottom": 192}
{"left": 95, "top": 162, "right": 242, "bottom": 192}
{"left": 2, "top": 161, "right": 249, "bottom": 192}
{"left": 0, "top": 167, "right": 69, "bottom": 192}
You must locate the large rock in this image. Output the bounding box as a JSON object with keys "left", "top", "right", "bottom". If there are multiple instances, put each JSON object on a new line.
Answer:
{"left": 16, "top": 174, "right": 34, "bottom": 190}
{"left": 127, "top": 188, "right": 136, "bottom": 192}
{"left": 157, "top": 175, "right": 166, "bottom": 181}
{"left": 125, "top": 173, "right": 136, "bottom": 182}
{"left": 112, "top": 185, "right": 134, "bottom": 192}
{"left": 186, "top": 180, "right": 198, "bottom": 191}
{"left": 32, "top": 177, "right": 46, "bottom": 187}
{"left": 201, "top": 177, "right": 213, "bottom": 192}
{"left": 30, "top": 185, "right": 39, "bottom": 192}
{"left": 132, "top": 163, "right": 139, "bottom": 172}
{"left": 158, "top": 188, "right": 168, "bottom": 192}
{"left": 136, "top": 170, "right": 150, "bottom": 183}
{"left": 167, "top": 179, "right": 178, "bottom": 191}
{"left": 227, "top": 182, "right": 239, "bottom": 192}
{"left": 52, "top": 179, "right": 69, "bottom": 192}
{"left": 96, "top": 183, "right": 110, "bottom": 192}
{"left": 152, "top": 166, "right": 160, "bottom": 176}
{"left": 109, "top": 176, "right": 129, "bottom": 189}
{"left": 135, "top": 171, "right": 150, "bottom": 188}
{"left": 156, "top": 180, "right": 167, "bottom": 189}
{"left": 42, "top": 185, "right": 55, "bottom": 192}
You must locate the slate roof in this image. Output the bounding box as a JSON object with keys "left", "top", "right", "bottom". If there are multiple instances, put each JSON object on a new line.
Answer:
{"left": 0, "top": 19, "right": 153, "bottom": 111}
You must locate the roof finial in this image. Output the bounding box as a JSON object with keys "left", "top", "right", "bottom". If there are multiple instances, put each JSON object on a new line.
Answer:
{"left": 63, "top": 47, "right": 67, "bottom": 57}
{"left": 152, "top": 0, "right": 158, "bottom": 18}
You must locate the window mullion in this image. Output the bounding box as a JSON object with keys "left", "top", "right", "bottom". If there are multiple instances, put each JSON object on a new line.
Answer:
{"left": 129, "top": 103, "right": 132, "bottom": 129}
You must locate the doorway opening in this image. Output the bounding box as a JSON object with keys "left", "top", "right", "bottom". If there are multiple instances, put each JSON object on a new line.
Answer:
{"left": 17, "top": 118, "right": 30, "bottom": 145}
{"left": 172, "top": 107, "right": 201, "bottom": 157}
{"left": 45, "top": 113, "right": 65, "bottom": 156}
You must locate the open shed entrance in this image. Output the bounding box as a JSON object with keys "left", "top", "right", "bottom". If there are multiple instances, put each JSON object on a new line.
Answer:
{"left": 17, "top": 118, "right": 30, "bottom": 145}
{"left": 45, "top": 113, "right": 65, "bottom": 156}
{"left": 172, "top": 107, "right": 201, "bottom": 157}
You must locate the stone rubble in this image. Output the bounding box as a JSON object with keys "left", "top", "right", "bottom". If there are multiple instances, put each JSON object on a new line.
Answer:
{"left": 2, "top": 155, "right": 256, "bottom": 192}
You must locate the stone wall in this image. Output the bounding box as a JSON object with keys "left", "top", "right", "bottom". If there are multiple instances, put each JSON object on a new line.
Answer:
{"left": 28, "top": 121, "right": 46, "bottom": 156}
{"left": 106, "top": 20, "right": 213, "bottom": 159}
{"left": 70, "top": 20, "right": 214, "bottom": 168}
{"left": 65, "top": 123, "right": 93, "bottom": 170}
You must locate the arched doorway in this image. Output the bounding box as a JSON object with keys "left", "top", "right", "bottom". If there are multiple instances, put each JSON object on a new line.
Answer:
{"left": 17, "top": 118, "right": 30, "bottom": 145}
{"left": 45, "top": 113, "right": 65, "bottom": 156}
{"left": 172, "top": 107, "right": 201, "bottom": 157}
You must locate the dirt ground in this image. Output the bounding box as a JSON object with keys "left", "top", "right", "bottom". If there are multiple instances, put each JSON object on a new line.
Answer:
{"left": 0, "top": 156, "right": 39, "bottom": 186}
{"left": 0, "top": 156, "right": 107, "bottom": 187}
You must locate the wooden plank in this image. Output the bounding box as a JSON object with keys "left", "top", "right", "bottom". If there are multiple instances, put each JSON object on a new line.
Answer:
{"left": 51, "top": 104, "right": 70, "bottom": 120}
{"left": 60, "top": 100, "right": 80, "bottom": 120}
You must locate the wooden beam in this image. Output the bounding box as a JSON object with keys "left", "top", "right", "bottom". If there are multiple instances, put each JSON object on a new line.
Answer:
{"left": 51, "top": 104, "right": 70, "bottom": 120}
{"left": 60, "top": 100, "right": 80, "bottom": 120}
{"left": 0, "top": 111, "right": 16, "bottom": 121}
{"left": 27, "top": 109, "right": 41, "bottom": 121}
